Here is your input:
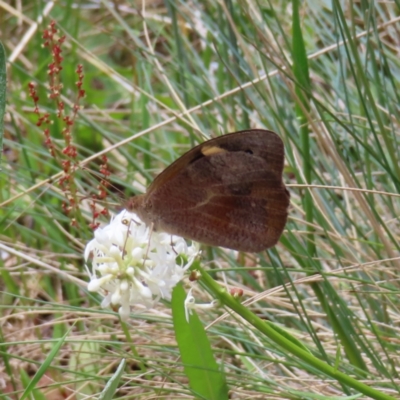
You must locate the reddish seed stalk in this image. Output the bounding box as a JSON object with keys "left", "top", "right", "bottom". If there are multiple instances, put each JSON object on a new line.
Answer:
{"left": 28, "top": 20, "right": 110, "bottom": 229}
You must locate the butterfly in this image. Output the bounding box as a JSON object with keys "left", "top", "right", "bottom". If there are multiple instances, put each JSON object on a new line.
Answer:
{"left": 127, "top": 129, "right": 290, "bottom": 252}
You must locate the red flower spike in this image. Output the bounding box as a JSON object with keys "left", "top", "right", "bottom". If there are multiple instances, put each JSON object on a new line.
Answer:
{"left": 30, "top": 21, "right": 99, "bottom": 230}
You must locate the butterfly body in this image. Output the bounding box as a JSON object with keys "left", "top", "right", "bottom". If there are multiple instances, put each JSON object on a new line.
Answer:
{"left": 128, "top": 129, "right": 290, "bottom": 252}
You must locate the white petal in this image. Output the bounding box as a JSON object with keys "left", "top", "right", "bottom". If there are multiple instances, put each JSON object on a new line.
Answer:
{"left": 87, "top": 279, "right": 102, "bottom": 292}
{"left": 119, "top": 304, "right": 130, "bottom": 321}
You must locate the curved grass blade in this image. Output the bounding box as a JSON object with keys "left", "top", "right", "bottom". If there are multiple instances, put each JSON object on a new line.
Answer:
{"left": 19, "top": 324, "right": 73, "bottom": 400}
{"left": 98, "top": 358, "right": 126, "bottom": 400}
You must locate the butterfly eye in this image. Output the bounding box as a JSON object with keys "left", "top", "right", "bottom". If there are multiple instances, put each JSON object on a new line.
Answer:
{"left": 122, "top": 219, "right": 129, "bottom": 225}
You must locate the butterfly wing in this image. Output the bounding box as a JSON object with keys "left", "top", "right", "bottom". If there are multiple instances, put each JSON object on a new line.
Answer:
{"left": 129, "top": 130, "right": 290, "bottom": 252}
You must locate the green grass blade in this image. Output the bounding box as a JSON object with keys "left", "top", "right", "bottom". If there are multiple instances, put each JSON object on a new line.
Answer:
{"left": 98, "top": 358, "right": 126, "bottom": 400}
{"left": 291, "top": 0, "right": 314, "bottom": 255}
{"left": 0, "top": 41, "right": 6, "bottom": 166}
{"left": 19, "top": 324, "right": 73, "bottom": 400}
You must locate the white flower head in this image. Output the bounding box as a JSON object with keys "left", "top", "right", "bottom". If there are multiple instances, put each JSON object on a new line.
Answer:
{"left": 85, "top": 210, "right": 200, "bottom": 320}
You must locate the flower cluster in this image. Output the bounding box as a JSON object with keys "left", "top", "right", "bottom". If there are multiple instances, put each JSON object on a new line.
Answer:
{"left": 85, "top": 210, "right": 200, "bottom": 320}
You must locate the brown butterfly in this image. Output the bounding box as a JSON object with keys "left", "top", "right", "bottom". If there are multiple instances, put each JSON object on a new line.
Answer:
{"left": 127, "top": 129, "right": 290, "bottom": 252}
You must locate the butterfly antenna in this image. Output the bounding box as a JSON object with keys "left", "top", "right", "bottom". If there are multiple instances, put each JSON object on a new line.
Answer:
{"left": 170, "top": 236, "right": 178, "bottom": 255}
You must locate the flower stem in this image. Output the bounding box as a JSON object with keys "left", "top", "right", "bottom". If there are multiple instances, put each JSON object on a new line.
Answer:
{"left": 197, "top": 264, "right": 395, "bottom": 400}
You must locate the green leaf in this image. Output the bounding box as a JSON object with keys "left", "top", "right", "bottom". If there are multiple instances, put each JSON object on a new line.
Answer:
{"left": 172, "top": 284, "right": 228, "bottom": 400}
